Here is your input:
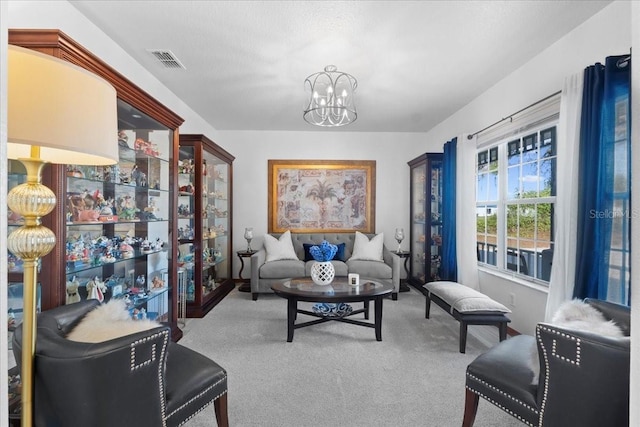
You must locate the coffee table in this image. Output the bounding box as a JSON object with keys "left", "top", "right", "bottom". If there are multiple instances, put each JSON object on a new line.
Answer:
{"left": 271, "top": 277, "right": 394, "bottom": 342}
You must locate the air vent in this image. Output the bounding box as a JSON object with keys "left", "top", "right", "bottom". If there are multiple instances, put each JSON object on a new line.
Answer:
{"left": 147, "top": 49, "right": 186, "bottom": 69}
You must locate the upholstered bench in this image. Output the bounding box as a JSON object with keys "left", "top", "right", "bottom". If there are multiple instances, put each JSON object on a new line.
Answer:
{"left": 423, "top": 281, "right": 511, "bottom": 353}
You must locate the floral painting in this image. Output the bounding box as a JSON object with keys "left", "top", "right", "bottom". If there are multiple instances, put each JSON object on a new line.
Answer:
{"left": 268, "top": 160, "right": 376, "bottom": 233}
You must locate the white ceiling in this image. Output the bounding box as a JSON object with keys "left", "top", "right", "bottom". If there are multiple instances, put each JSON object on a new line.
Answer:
{"left": 69, "top": 0, "right": 611, "bottom": 133}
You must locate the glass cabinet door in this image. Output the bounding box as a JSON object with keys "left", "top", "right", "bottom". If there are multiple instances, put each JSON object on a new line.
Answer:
{"left": 410, "top": 161, "right": 427, "bottom": 284}
{"left": 63, "top": 99, "right": 172, "bottom": 322}
{"left": 203, "top": 151, "right": 230, "bottom": 293}
{"left": 408, "top": 153, "right": 444, "bottom": 288}
{"left": 428, "top": 158, "right": 443, "bottom": 281}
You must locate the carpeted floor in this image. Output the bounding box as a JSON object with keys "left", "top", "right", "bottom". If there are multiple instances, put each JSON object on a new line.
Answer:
{"left": 179, "top": 286, "right": 523, "bottom": 427}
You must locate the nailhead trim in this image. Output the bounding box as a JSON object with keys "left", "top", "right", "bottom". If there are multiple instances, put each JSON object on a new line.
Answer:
{"left": 176, "top": 390, "right": 229, "bottom": 426}
{"left": 166, "top": 375, "right": 228, "bottom": 422}
{"left": 466, "top": 373, "right": 539, "bottom": 414}
{"left": 131, "top": 337, "right": 157, "bottom": 371}
{"left": 465, "top": 385, "right": 535, "bottom": 427}
{"left": 537, "top": 324, "right": 581, "bottom": 426}
{"left": 132, "top": 330, "right": 170, "bottom": 427}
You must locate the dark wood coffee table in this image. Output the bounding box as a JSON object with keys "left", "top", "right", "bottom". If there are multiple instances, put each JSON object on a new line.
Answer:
{"left": 271, "top": 277, "right": 394, "bottom": 342}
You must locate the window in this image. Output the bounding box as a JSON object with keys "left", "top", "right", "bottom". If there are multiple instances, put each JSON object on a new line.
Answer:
{"left": 606, "top": 94, "right": 630, "bottom": 303}
{"left": 476, "top": 124, "right": 557, "bottom": 283}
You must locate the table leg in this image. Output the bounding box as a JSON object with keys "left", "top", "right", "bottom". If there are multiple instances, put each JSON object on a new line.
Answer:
{"left": 374, "top": 297, "right": 383, "bottom": 341}
{"left": 287, "top": 298, "right": 297, "bottom": 342}
{"left": 238, "top": 254, "right": 251, "bottom": 292}
{"left": 364, "top": 300, "right": 370, "bottom": 320}
{"left": 400, "top": 256, "right": 410, "bottom": 292}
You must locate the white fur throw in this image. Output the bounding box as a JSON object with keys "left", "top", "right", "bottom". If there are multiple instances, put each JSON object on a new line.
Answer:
{"left": 529, "top": 299, "right": 624, "bottom": 384}
{"left": 66, "top": 299, "right": 161, "bottom": 343}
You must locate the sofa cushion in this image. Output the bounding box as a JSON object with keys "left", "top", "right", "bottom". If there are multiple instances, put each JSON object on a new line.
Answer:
{"left": 346, "top": 259, "right": 392, "bottom": 279}
{"left": 260, "top": 259, "right": 305, "bottom": 279}
{"left": 350, "top": 231, "right": 384, "bottom": 262}
{"left": 264, "top": 230, "right": 298, "bottom": 263}
{"left": 305, "top": 260, "right": 349, "bottom": 277}
{"left": 303, "top": 242, "right": 346, "bottom": 262}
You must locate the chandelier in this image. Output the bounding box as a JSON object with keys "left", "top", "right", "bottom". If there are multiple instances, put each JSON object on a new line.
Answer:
{"left": 303, "top": 65, "right": 358, "bottom": 127}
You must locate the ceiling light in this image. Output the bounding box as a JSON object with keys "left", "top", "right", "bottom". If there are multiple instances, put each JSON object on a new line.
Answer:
{"left": 303, "top": 65, "right": 357, "bottom": 127}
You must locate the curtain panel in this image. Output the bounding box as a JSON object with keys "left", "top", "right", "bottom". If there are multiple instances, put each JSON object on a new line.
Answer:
{"left": 544, "top": 72, "right": 583, "bottom": 320}
{"left": 574, "top": 55, "right": 631, "bottom": 304}
{"left": 441, "top": 137, "right": 457, "bottom": 281}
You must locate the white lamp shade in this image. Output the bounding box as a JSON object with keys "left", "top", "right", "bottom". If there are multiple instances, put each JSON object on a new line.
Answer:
{"left": 8, "top": 45, "right": 119, "bottom": 165}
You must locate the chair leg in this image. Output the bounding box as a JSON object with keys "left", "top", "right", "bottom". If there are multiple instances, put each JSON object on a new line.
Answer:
{"left": 214, "top": 392, "right": 229, "bottom": 427}
{"left": 252, "top": 292, "right": 258, "bottom": 301}
{"left": 462, "top": 388, "right": 479, "bottom": 427}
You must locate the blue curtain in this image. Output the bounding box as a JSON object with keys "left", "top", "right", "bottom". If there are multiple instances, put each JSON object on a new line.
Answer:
{"left": 574, "top": 55, "right": 631, "bottom": 303}
{"left": 441, "top": 137, "right": 457, "bottom": 281}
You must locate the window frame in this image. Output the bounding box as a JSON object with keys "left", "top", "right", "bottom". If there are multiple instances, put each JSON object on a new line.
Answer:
{"left": 476, "top": 120, "right": 558, "bottom": 285}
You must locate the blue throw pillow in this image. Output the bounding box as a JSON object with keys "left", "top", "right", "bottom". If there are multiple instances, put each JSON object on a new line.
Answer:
{"left": 303, "top": 242, "right": 346, "bottom": 261}
{"left": 303, "top": 243, "right": 315, "bottom": 262}
{"left": 333, "top": 242, "right": 346, "bottom": 261}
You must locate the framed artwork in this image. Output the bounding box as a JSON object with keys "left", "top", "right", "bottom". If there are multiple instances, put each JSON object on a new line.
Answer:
{"left": 268, "top": 160, "right": 376, "bottom": 233}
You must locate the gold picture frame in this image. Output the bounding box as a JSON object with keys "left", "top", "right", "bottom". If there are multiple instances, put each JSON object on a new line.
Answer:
{"left": 268, "top": 159, "right": 376, "bottom": 233}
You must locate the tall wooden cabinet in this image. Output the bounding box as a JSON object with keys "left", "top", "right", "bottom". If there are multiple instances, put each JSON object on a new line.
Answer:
{"left": 408, "top": 153, "right": 444, "bottom": 290}
{"left": 178, "top": 134, "right": 235, "bottom": 318}
{"left": 9, "top": 29, "right": 184, "bottom": 339}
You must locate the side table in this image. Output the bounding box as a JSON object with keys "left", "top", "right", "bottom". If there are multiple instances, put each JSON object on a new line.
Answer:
{"left": 237, "top": 250, "right": 257, "bottom": 293}
{"left": 392, "top": 251, "right": 411, "bottom": 292}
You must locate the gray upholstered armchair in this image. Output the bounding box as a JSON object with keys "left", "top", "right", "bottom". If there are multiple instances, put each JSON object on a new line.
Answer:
{"left": 12, "top": 300, "right": 228, "bottom": 427}
{"left": 462, "top": 298, "right": 630, "bottom": 427}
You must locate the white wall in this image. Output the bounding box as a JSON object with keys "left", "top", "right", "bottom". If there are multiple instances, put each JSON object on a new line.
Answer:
{"left": 420, "top": 0, "right": 631, "bottom": 335}
{"left": 7, "top": 0, "right": 221, "bottom": 140}
{"left": 220, "top": 129, "right": 433, "bottom": 266}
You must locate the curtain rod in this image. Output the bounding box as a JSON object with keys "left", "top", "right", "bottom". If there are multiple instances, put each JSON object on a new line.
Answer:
{"left": 467, "top": 90, "right": 562, "bottom": 140}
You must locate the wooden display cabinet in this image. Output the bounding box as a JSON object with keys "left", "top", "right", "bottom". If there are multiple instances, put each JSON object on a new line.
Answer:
{"left": 178, "top": 134, "right": 235, "bottom": 317}
{"left": 9, "top": 29, "right": 184, "bottom": 339}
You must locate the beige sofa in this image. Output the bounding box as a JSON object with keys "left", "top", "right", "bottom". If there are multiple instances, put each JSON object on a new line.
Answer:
{"left": 250, "top": 232, "right": 401, "bottom": 301}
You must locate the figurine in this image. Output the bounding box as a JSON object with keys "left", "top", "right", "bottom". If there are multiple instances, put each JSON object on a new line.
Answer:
{"left": 86, "top": 276, "right": 106, "bottom": 302}
{"left": 151, "top": 275, "right": 165, "bottom": 290}
{"left": 66, "top": 276, "right": 81, "bottom": 304}
{"left": 136, "top": 275, "right": 146, "bottom": 289}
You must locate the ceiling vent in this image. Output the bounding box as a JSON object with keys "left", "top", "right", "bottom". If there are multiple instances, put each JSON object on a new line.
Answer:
{"left": 147, "top": 49, "right": 186, "bottom": 69}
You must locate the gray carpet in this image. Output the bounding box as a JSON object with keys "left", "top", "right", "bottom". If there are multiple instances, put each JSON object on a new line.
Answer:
{"left": 179, "top": 286, "right": 523, "bottom": 427}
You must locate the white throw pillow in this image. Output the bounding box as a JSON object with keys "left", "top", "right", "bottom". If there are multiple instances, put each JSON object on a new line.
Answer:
{"left": 264, "top": 230, "right": 298, "bottom": 263}
{"left": 350, "top": 231, "right": 384, "bottom": 262}
{"left": 66, "top": 299, "right": 162, "bottom": 343}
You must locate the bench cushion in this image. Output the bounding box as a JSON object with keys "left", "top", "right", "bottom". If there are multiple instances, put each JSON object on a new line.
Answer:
{"left": 424, "top": 281, "right": 511, "bottom": 314}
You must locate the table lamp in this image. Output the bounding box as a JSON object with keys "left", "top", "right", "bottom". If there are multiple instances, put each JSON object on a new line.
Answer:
{"left": 7, "top": 45, "right": 118, "bottom": 426}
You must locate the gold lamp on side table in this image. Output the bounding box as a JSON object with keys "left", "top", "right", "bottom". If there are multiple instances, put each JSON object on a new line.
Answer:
{"left": 7, "top": 45, "right": 118, "bottom": 427}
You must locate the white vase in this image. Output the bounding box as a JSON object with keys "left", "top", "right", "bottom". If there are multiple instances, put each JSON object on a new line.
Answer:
{"left": 310, "top": 261, "right": 335, "bottom": 285}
